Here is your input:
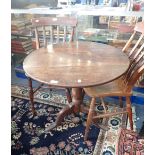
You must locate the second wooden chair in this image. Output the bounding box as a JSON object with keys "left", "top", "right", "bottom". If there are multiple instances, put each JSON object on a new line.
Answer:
{"left": 83, "top": 44, "right": 144, "bottom": 141}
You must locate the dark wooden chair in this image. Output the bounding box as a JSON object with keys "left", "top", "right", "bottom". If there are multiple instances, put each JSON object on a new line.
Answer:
{"left": 27, "top": 16, "right": 78, "bottom": 115}
{"left": 83, "top": 44, "right": 144, "bottom": 141}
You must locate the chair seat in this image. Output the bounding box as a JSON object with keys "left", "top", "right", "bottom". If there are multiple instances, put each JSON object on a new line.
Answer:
{"left": 84, "top": 78, "right": 132, "bottom": 98}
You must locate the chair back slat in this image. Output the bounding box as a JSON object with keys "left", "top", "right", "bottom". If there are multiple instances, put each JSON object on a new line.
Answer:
{"left": 122, "top": 22, "right": 144, "bottom": 62}
{"left": 34, "top": 27, "right": 40, "bottom": 49}
{"left": 56, "top": 25, "right": 60, "bottom": 43}
{"left": 31, "top": 17, "right": 78, "bottom": 49}
{"left": 123, "top": 47, "right": 143, "bottom": 79}
{"left": 42, "top": 26, "right": 47, "bottom": 48}
{"left": 63, "top": 26, "right": 67, "bottom": 43}
{"left": 129, "top": 43, "right": 144, "bottom": 60}
{"left": 50, "top": 26, "right": 54, "bottom": 44}
{"left": 128, "top": 34, "right": 144, "bottom": 58}
{"left": 70, "top": 27, "right": 75, "bottom": 42}
{"left": 123, "top": 51, "right": 144, "bottom": 91}
{"left": 126, "top": 64, "right": 144, "bottom": 91}
{"left": 126, "top": 54, "right": 143, "bottom": 81}
{"left": 122, "top": 31, "right": 136, "bottom": 53}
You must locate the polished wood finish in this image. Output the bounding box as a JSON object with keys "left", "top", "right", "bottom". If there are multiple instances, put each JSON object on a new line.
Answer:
{"left": 84, "top": 49, "right": 144, "bottom": 140}
{"left": 23, "top": 41, "right": 130, "bottom": 130}
{"left": 23, "top": 41, "right": 130, "bottom": 88}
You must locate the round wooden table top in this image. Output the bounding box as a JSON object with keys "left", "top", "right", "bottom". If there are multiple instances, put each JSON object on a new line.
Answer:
{"left": 23, "top": 41, "right": 130, "bottom": 88}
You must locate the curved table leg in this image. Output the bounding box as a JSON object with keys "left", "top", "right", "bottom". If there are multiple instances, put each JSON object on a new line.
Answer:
{"left": 45, "top": 88, "right": 83, "bottom": 131}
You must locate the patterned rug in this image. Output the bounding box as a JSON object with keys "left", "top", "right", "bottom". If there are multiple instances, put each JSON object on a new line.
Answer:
{"left": 116, "top": 128, "right": 144, "bottom": 155}
{"left": 11, "top": 85, "right": 137, "bottom": 155}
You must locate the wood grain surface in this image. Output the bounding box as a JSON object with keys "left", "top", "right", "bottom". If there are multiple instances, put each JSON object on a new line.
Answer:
{"left": 23, "top": 41, "right": 130, "bottom": 88}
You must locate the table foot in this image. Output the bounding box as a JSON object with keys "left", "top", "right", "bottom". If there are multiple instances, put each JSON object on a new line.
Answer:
{"left": 45, "top": 105, "right": 74, "bottom": 131}
{"left": 32, "top": 110, "right": 37, "bottom": 116}
{"left": 44, "top": 122, "right": 57, "bottom": 132}
{"left": 45, "top": 88, "right": 84, "bottom": 132}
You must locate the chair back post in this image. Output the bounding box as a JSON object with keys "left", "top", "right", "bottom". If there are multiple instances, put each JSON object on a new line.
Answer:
{"left": 31, "top": 17, "right": 78, "bottom": 49}
{"left": 70, "top": 26, "right": 76, "bottom": 42}
{"left": 34, "top": 27, "right": 40, "bottom": 49}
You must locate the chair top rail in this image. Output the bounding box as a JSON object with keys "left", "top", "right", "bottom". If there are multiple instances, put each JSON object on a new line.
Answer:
{"left": 31, "top": 17, "right": 77, "bottom": 27}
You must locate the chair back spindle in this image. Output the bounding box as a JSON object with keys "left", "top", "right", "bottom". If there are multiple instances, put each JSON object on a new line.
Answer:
{"left": 63, "top": 26, "right": 67, "bottom": 43}
{"left": 128, "top": 34, "right": 144, "bottom": 57}
{"left": 123, "top": 51, "right": 144, "bottom": 92}
{"left": 34, "top": 27, "right": 39, "bottom": 49}
{"left": 122, "top": 21, "right": 144, "bottom": 61}
{"left": 50, "top": 26, "right": 54, "bottom": 44}
{"left": 42, "top": 26, "right": 47, "bottom": 47}
{"left": 56, "top": 25, "right": 60, "bottom": 43}
{"left": 31, "top": 17, "right": 78, "bottom": 49}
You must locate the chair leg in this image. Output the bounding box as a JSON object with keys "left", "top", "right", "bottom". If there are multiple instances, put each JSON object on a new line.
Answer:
{"left": 126, "top": 96, "right": 133, "bottom": 130}
{"left": 65, "top": 88, "right": 72, "bottom": 103}
{"left": 119, "top": 96, "right": 123, "bottom": 108}
{"left": 100, "top": 97, "right": 107, "bottom": 113}
{"left": 84, "top": 97, "right": 96, "bottom": 141}
{"left": 49, "top": 88, "right": 53, "bottom": 97}
{"left": 28, "top": 77, "right": 36, "bottom": 116}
